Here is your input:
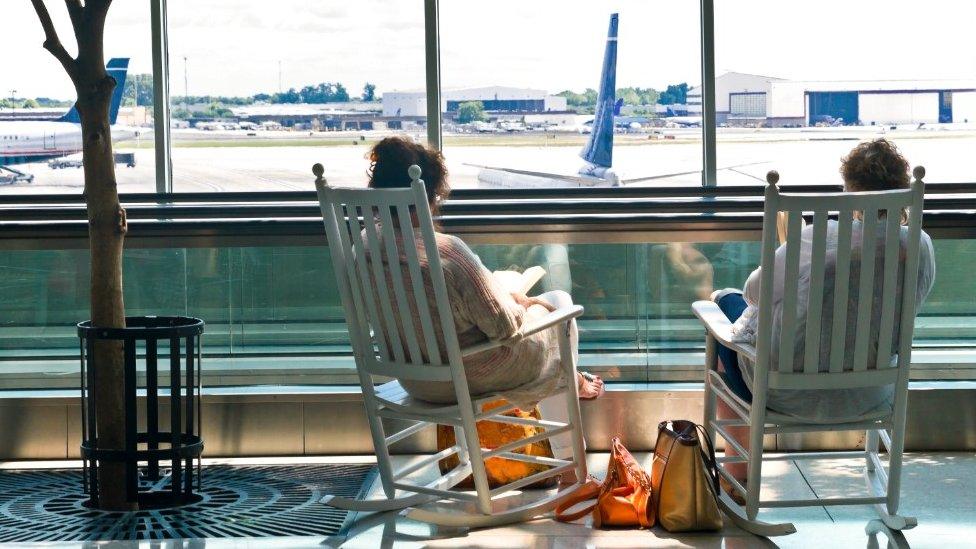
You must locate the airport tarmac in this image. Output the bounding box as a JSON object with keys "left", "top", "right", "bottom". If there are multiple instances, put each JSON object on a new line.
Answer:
{"left": 2, "top": 126, "right": 974, "bottom": 195}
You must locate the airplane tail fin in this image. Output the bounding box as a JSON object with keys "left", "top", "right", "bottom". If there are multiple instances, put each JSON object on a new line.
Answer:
{"left": 579, "top": 13, "right": 618, "bottom": 169}
{"left": 58, "top": 58, "right": 130, "bottom": 125}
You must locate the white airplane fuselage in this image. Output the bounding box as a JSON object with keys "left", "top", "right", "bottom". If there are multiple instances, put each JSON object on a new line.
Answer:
{"left": 0, "top": 120, "right": 138, "bottom": 166}
{"left": 477, "top": 166, "right": 621, "bottom": 189}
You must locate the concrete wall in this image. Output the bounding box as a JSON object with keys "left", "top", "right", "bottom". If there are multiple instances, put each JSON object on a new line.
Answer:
{"left": 952, "top": 91, "right": 976, "bottom": 123}
{"left": 382, "top": 92, "right": 428, "bottom": 117}
{"left": 543, "top": 95, "right": 568, "bottom": 111}
{"left": 859, "top": 92, "right": 939, "bottom": 125}
{"left": 2, "top": 385, "right": 974, "bottom": 460}
{"left": 767, "top": 82, "right": 808, "bottom": 119}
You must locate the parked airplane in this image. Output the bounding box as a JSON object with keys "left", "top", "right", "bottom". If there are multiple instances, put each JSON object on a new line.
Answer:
{"left": 0, "top": 58, "right": 135, "bottom": 183}
{"left": 665, "top": 116, "right": 704, "bottom": 128}
{"left": 472, "top": 15, "right": 759, "bottom": 188}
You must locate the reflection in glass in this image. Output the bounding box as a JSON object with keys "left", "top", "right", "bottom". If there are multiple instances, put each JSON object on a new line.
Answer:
{"left": 0, "top": 238, "right": 971, "bottom": 389}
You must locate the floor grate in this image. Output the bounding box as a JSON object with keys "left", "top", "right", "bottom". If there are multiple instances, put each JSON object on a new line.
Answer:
{"left": 0, "top": 463, "right": 374, "bottom": 542}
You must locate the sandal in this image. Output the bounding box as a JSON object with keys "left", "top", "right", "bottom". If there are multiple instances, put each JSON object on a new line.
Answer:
{"left": 578, "top": 371, "right": 605, "bottom": 401}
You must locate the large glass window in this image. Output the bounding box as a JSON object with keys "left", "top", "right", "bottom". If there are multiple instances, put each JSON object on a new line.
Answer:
{"left": 2, "top": 233, "right": 972, "bottom": 390}
{"left": 440, "top": 1, "right": 704, "bottom": 190}
{"left": 2, "top": 3, "right": 976, "bottom": 392}
{"left": 166, "top": 0, "right": 426, "bottom": 191}
{"left": 0, "top": 3, "right": 155, "bottom": 194}
{"left": 714, "top": 0, "right": 976, "bottom": 185}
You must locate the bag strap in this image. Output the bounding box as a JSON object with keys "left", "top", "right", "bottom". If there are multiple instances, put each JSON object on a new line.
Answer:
{"left": 554, "top": 478, "right": 602, "bottom": 523}
{"left": 694, "top": 424, "right": 721, "bottom": 493}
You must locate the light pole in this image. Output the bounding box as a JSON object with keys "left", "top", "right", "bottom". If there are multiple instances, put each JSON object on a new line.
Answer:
{"left": 8, "top": 89, "right": 15, "bottom": 111}
{"left": 278, "top": 60, "right": 282, "bottom": 94}
{"left": 183, "top": 56, "right": 189, "bottom": 116}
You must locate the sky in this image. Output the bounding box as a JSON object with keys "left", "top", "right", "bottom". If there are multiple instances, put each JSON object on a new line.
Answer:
{"left": 2, "top": 1, "right": 974, "bottom": 101}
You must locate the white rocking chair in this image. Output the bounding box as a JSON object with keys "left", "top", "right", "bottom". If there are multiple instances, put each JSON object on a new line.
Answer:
{"left": 693, "top": 168, "right": 926, "bottom": 536}
{"left": 312, "top": 163, "right": 588, "bottom": 527}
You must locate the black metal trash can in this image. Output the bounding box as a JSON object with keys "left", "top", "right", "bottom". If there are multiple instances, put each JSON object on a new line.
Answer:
{"left": 78, "top": 316, "right": 204, "bottom": 508}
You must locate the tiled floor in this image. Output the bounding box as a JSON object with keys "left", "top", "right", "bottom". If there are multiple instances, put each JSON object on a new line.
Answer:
{"left": 5, "top": 452, "right": 975, "bottom": 548}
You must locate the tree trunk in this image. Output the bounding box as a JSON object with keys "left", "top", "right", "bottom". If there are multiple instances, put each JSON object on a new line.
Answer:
{"left": 30, "top": 0, "right": 131, "bottom": 511}
{"left": 78, "top": 68, "right": 130, "bottom": 512}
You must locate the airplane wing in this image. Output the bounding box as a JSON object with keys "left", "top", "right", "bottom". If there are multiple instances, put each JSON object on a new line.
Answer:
{"left": 620, "top": 161, "right": 771, "bottom": 184}
{"left": 464, "top": 164, "right": 605, "bottom": 186}
{"left": 468, "top": 161, "right": 771, "bottom": 186}
{"left": 620, "top": 169, "right": 704, "bottom": 184}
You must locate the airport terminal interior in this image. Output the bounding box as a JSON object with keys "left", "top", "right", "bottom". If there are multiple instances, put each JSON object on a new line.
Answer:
{"left": 1, "top": 1, "right": 975, "bottom": 547}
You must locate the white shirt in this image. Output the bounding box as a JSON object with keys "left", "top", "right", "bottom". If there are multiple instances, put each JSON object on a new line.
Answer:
{"left": 730, "top": 219, "right": 936, "bottom": 422}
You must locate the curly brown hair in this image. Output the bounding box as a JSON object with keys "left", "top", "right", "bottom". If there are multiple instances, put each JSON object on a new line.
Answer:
{"left": 840, "top": 138, "right": 910, "bottom": 192}
{"left": 367, "top": 136, "right": 450, "bottom": 214}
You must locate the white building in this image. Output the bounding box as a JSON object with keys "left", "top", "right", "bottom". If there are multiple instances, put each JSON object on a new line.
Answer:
{"left": 383, "top": 87, "right": 568, "bottom": 117}
{"left": 768, "top": 79, "right": 976, "bottom": 126}
{"left": 688, "top": 72, "right": 976, "bottom": 127}
{"left": 688, "top": 72, "right": 785, "bottom": 125}
{"left": 381, "top": 91, "right": 429, "bottom": 118}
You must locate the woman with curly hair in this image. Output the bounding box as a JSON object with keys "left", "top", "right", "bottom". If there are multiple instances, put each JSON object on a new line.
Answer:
{"left": 362, "top": 137, "right": 603, "bottom": 465}
{"left": 710, "top": 138, "right": 937, "bottom": 498}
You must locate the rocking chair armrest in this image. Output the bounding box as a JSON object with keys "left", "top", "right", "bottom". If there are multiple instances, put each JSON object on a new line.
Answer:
{"left": 515, "top": 304, "right": 584, "bottom": 340}
{"left": 460, "top": 305, "right": 583, "bottom": 358}
{"left": 692, "top": 300, "right": 757, "bottom": 361}
{"left": 460, "top": 338, "right": 505, "bottom": 357}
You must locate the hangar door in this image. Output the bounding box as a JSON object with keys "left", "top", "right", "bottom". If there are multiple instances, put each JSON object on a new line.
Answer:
{"left": 808, "top": 91, "right": 859, "bottom": 125}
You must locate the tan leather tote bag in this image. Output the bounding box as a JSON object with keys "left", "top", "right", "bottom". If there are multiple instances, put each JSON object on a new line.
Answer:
{"left": 651, "top": 420, "right": 724, "bottom": 532}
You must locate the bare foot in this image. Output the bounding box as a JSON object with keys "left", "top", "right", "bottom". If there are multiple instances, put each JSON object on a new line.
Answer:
{"left": 578, "top": 371, "right": 605, "bottom": 400}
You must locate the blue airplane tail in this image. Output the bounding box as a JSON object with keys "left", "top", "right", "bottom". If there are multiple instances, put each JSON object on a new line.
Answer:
{"left": 579, "top": 14, "right": 618, "bottom": 169}
{"left": 58, "top": 58, "right": 130, "bottom": 125}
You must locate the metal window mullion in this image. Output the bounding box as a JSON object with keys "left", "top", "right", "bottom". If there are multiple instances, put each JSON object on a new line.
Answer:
{"left": 424, "top": 0, "right": 442, "bottom": 151}
{"left": 700, "top": 0, "right": 717, "bottom": 187}
{"left": 151, "top": 0, "right": 173, "bottom": 194}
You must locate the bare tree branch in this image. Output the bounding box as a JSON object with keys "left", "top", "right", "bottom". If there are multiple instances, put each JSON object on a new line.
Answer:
{"left": 87, "top": 0, "right": 114, "bottom": 13}
{"left": 29, "top": 0, "right": 76, "bottom": 78}
{"left": 73, "top": 0, "right": 113, "bottom": 75}
{"left": 65, "top": 0, "right": 84, "bottom": 38}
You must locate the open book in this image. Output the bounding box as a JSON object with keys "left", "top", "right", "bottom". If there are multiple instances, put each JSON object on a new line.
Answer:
{"left": 492, "top": 265, "right": 546, "bottom": 295}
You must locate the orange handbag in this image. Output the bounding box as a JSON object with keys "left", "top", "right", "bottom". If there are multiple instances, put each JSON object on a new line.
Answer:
{"left": 555, "top": 436, "right": 655, "bottom": 528}
{"left": 437, "top": 399, "right": 557, "bottom": 489}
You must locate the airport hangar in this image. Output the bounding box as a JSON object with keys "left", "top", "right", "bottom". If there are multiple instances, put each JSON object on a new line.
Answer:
{"left": 687, "top": 71, "right": 976, "bottom": 127}
{"left": 382, "top": 86, "right": 568, "bottom": 118}
{"left": 174, "top": 88, "right": 569, "bottom": 131}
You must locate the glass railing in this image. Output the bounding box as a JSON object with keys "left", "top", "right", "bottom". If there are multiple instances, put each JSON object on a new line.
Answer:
{"left": 1, "top": 236, "right": 972, "bottom": 390}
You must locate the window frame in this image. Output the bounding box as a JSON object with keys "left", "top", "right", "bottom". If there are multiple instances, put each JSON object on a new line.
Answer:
{"left": 147, "top": 0, "right": 719, "bottom": 193}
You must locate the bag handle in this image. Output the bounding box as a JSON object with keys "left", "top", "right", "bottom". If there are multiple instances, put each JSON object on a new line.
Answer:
{"left": 694, "top": 424, "right": 721, "bottom": 494}
{"left": 554, "top": 478, "right": 602, "bottom": 523}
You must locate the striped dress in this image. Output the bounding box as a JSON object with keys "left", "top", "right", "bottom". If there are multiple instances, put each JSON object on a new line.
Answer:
{"left": 367, "top": 230, "right": 568, "bottom": 408}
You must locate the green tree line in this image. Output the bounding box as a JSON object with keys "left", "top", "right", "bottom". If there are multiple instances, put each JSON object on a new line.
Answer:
{"left": 0, "top": 97, "right": 73, "bottom": 109}
{"left": 556, "top": 82, "right": 690, "bottom": 113}
{"left": 120, "top": 75, "right": 380, "bottom": 110}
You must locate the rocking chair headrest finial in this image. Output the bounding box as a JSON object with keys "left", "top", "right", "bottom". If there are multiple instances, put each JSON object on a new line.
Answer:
{"left": 912, "top": 165, "right": 925, "bottom": 182}
{"left": 766, "top": 170, "right": 780, "bottom": 186}
{"left": 312, "top": 163, "right": 326, "bottom": 187}
{"left": 408, "top": 164, "right": 422, "bottom": 183}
